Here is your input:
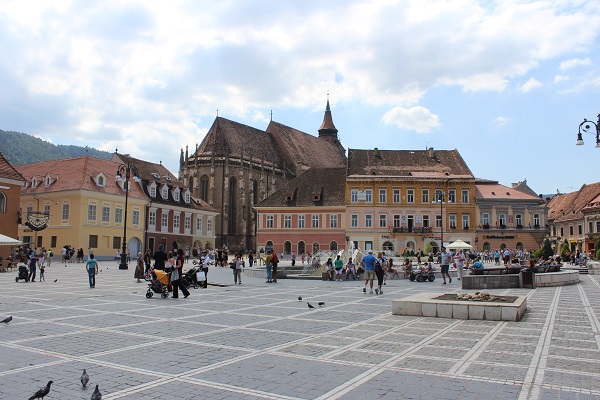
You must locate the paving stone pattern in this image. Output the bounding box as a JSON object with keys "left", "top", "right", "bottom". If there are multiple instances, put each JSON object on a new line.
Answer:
{"left": 1, "top": 261, "right": 600, "bottom": 399}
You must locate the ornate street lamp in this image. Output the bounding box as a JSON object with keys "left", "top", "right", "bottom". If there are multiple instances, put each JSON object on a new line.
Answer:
{"left": 434, "top": 191, "right": 445, "bottom": 250}
{"left": 576, "top": 114, "right": 600, "bottom": 148}
{"left": 116, "top": 162, "right": 139, "bottom": 270}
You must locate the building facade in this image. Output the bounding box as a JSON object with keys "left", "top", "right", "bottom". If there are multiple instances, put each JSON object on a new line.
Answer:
{"left": 254, "top": 167, "right": 347, "bottom": 255}
{"left": 474, "top": 179, "right": 547, "bottom": 252}
{"left": 179, "top": 100, "right": 346, "bottom": 251}
{"left": 0, "top": 152, "right": 25, "bottom": 261}
{"left": 112, "top": 153, "right": 218, "bottom": 255}
{"left": 582, "top": 193, "right": 600, "bottom": 255}
{"left": 345, "top": 148, "right": 476, "bottom": 254}
{"left": 17, "top": 157, "right": 148, "bottom": 259}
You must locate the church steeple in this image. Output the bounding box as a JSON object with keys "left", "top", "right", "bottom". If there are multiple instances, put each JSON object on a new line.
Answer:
{"left": 318, "top": 97, "right": 338, "bottom": 140}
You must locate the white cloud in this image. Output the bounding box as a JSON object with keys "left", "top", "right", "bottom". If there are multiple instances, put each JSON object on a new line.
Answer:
{"left": 554, "top": 75, "right": 570, "bottom": 83}
{"left": 559, "top": 57, "right": 592, "bottom": 70}
{"left": 492, "top": 116, "right": 508, "bottom": 127}
{"left": 381, "top": 106, "right": 440, "bottom": 133}
{"left": 519, "top": 78, "right": 543, "bottom": 92}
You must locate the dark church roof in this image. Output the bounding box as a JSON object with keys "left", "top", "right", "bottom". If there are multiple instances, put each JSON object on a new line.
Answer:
{"left": 255, "top": 167, "right": 347, "bottom": 208}
{"left": 347, "top": 148, "right": 473, "bottom": 178}
{"left": 0, "top": 152, "right": 25, "bottom": 182}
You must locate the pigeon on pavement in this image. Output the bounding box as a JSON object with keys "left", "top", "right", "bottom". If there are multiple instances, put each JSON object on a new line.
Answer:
{"left": 318, "top": 302, "right": 325, "bottom": 307}
{"left": 307, "top": 302, "right": 315, "bottom": 309}
{"left": 91, "top": 384, "right": 102, "bottom": 400}
{"left": 53, "top": 279, "right": 57, "bottom": 282}
{"left": 81, "top": 369, "right": 89, "bottom": 388}
{"left": 1, "top": 316, "right": 12, "bottom": 324}
{"left": 28, "top": 380, "right": 53, "bottom": 400}
{"left": 297, "top": 296, "right": 302, "bottom": 301}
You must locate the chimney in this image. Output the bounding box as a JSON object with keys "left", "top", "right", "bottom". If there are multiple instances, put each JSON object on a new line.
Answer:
{"left": 428, "top": 147, "right": 434, "bottom": 158}
{"left": 373, "top": 148, "right": 379, "bottom": 157}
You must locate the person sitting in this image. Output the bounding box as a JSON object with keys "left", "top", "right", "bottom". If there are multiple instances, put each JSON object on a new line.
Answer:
{"left": 402, "top": 258, "right": 412, "bottom": 279}
{"left": 470, "top": 258, "right": 485, "bottom": 274}
{"left": 387, "top": 258, "right": 400, "bottom": 280}
{"left": 345, "top": 258, "right": 357, "bottom": 280}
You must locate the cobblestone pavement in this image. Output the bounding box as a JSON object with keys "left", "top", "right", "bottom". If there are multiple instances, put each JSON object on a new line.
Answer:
{"left": 1, "top": 261, "right": 600, "bottom": 399}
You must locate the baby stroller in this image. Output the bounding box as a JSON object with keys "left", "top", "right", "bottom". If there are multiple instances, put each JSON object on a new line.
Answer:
{"left": 146, "top": 270, "right": 170, "bottom": 299}
{"left": 16, "top": 264, "right": 29, "bottom": 282}
{"left": 181, "top": 266, "right": 202, "bottom": 289}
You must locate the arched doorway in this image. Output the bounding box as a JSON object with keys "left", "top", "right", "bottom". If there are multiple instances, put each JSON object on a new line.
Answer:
{"left": 330, "top": 241, "right": 337, "bottom": 251}
{"left": 516, "top": 242, "right": 523, "bottom": 250}
{"left": 128, "top": 237, "right": 142, "bottom": 258}
{"left": 483, "top": 242, "right": 491, "bottom": 251}
{"left": 298, "top": 241, "right": 305, "bottom": 254}
{"left": 284, "top": 241, "right": 291, "bottom": 255}
{"left": 312, "top": 242, "right": 320, "bottom": 253}
{"left": 500, "top": 243, "right": 506, "bottom": 249}
{"left": 382, "top": 241, "right": 394, "bottom": 252}
{"left": 406, "top": 241, "right": 415, "bottom": 250}
{"left": 427, "top": 241, "right": 439, "bottom": 254}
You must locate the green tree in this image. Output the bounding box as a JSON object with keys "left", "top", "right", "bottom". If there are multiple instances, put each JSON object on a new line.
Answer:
{"left": 560, "top": 240, "right": 570, "bottom": 261}
{"left": 541, "top": 239, "right": 554, "bottom": 260}
{"left": 595, "top": 238, "right": 600, "bottom": 260}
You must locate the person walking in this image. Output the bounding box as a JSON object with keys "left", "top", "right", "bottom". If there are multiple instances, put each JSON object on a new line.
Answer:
{"left": 334, "top": 255, "right": 344, "bottom": 281}
{"left": 86, "top": 254, "right": 98, "bottom": 288}
{"left": 39, "top": 261, "right": 45, "bottom": 282}
{"left": 248, "top": 251, "right": 254, "bottom": 268}
{"left": 233, "top": 254, "right": 243, "bottom": 284}
{"left": 454, "top": 250, "right": 465, "bottom": 281}
{"left": 153, "top": 244, "right": 168, "bottom": 271}
{"left": 135, "top": 252, "right": 144, "bottom": 283}
{"left": 441, "top": 247, "right": 452, "bottom": 284}
{"left": 143, "top": 249, "right": 152, "bottom": 274}
{"left": 171, "top": 249, "right": 190, "bottom": 299}
{"left": 28, "top": 255, "right": 38, "bottom": 282}
{"left": 374, "top": 252, "right": 385, "bottom": 295}
{"left": 271, "top": 250, "right": 279, "bottom": 283}
{"left": 201, "top": 250, "right": 210, "bottom": 287}
{"left": 291, "top": 252, "right": 297, "bottom": 267}
{"left": 362, "top": 250, "right": 376, "bottom": 294}
{"left": 261, "top": 250, "right": 274, "bottom": 283}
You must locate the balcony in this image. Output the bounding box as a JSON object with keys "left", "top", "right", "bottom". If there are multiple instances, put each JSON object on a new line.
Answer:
{"left": 392, "top": 226, "right": 432, "bottom": 234}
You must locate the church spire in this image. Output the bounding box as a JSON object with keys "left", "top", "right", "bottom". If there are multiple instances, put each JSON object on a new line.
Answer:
{"left": 318, "top": 97, "right": 338, "bottom": 140}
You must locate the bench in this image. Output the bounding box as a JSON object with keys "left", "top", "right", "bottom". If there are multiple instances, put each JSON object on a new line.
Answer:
{"left": 470, "top": 267, "right": 521, "bottom": 275}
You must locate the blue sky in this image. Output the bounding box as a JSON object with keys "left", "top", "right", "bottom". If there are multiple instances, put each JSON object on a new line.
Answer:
{"left": 1, "top": 0, "right": 599, "bottom": 195}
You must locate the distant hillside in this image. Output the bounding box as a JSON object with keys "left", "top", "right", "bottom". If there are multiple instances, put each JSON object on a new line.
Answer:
{"left": 0, "top": 130, "right": 112, "bottom": 165}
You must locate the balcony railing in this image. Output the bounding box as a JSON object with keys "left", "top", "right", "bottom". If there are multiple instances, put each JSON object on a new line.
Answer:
{"left": 392, "top": 226, "right": 432, "bottom": 233}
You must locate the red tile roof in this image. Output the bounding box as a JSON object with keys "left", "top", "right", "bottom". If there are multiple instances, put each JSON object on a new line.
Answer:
{"left": 547, "top": 182, "right": 600, "bottom": 222}
{"left": 0, "top": 152, "right": 25, "bottom": 182}
{"left": 475, "top": 182, "right": 544, "bottom": 202}
{"left": 16, "top": 156, "right": 147, "bottom": 199}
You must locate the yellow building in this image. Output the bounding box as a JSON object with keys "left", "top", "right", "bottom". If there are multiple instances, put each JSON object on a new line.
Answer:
{"left": 345, "top": 148, "right": 476, "bottom": 254}
{"left": 17, "top": 157, "right": 148, "bottom": 259}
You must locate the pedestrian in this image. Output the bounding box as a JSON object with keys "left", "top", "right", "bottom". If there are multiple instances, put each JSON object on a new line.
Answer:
{"left": 153, "top": 244, "right": 168, "bottom": 271}
{"left": 271, "top": 250, "right": 279, "bottom": 283}
{"left": 345, "top": 257, "right": 356, "bottom": 280}
{"left": 325, "top": 258, "right": 334, "bottom": 281}
{"left": 334, "top": 255, "right": 344, "bottom": 281}
{"left": 248, "top": 251, "right": 254, "bottom": 268}
{"left": 291, "top": 251, "right": 297, "bottom": 267}
{"left": 374, "top": 252, "right": 385, "bottom": 295}
{"left": 233, "top": 254, "right": 243, "bottom": 284}
{"left": 47, "top": 250, "right": 53, "bottom": 267}
{"left": 86, "top": 253, "right": 98, "bottom": 288}
{"left": 301, "top": 253, "right": 305, "bottom": 265}
{"left": 201, "top": 250, "right": 210, "bottom": 287}
{"left": 144, "top": 249, "right": 152, "bottom": 274}
{"left": 135, "top": 252, "right": 144, "bottom": 283}
{"left": 39, "top": 260, "right": 45, "bottom": 281}
{"left": 185, "top": 248, "right": 190, "bottom": 264}
{"left": 261, "top": 250, "right": 273, "bottom": 283}
{"left": 362, "top": 250, "right": 376, "bottom": 294}
{"left": 171, "top": 248, "right": 190, "bottom": 298}
{"left": 441, "top": 247, "right": 452, "bottom": 284}
{"left": 454, "top": 250, "right": 465, "bottom": 281}
{"left": 28, "top": 255, "right": 38, "bottom": 282}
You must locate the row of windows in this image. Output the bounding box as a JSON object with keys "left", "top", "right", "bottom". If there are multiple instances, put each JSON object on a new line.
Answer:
{"left": 88, "top": 204, "right": 140, "bottom": 225}
{"left": 553, "top": 221, "right": 600, "bottom": 237}
{"left": 481, "top": 213, "right": 541, "bottom": 227}
{"left": 148, "top": 184, "right": 191, "bottom": 203}
{"left": 350, "top": 188, "right": 470, "bottom": 204}
{"left": 264, "top": 214, "right": 472, "bottom": 229}
{"left": 266, "top": 214, "right": 339, "bottom": 229}
{"left": 148, "top": 211, "right": 213, "bottom": 233}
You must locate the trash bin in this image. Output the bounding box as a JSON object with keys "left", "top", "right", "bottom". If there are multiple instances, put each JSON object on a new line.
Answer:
{"left": 521, "top": 270, "right": 535, "bottom": 289}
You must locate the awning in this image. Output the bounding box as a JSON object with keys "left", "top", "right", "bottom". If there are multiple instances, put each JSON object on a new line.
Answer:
{"left": 0, "top": 233, "right": 22, "bottom": 246}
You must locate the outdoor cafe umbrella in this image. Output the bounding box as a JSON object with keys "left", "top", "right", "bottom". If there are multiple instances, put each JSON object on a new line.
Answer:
{"left": 445, "top": 239, "right": 472, "bottom": 250}
{"left": 0, "top": 233, "right": 22, "bottom": 246}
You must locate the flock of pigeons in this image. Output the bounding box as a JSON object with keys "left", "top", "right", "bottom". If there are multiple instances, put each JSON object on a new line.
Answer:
{"left": 27, "top": 369, "right": 101, "bottom": 400}
{"left": 297, "top": 296, "right": 325, "bottom": 308}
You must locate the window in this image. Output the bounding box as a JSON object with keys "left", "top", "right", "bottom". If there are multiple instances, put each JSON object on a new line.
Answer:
{"left": 312, "top": 214, "right": 319, "bottom": 228}
{"left": 88, "top": 204, "right": 97, "bottom": 221}
{"left": 173, "top": 190, "right": 180, "bottom": 202}
{"left": 560, "top": 227, "right": 564, "bottom": 236}
{"left": 200, "top": 175, "right": 209, "bottom": 202}
{"left": 393, "top": 214, "right": 401, "bottom": 228}
{"left": 597, "top": 221, "right": 600, "bottom": 233}
{"left": 284, "top": 215, "right": 292, "bottom": 228}
{"left": 330, "top": 214, "right": 338, "bottom": 228}
{"left": 207, "top": 218, "right": 213, "bottom": 234}
{"left": 422, "top": 215, "right": 430, "bottom": 227}
{"left": 26, "top": 206, "right": 33, "bottom": 217}
{"left": 102, "top": 206, "right": 110, "bottom": 222}
{"left": 379, "top": 214, "right": 387, "bottom": 228}
{"left": 113, "top": 237, "right": 121, "bottom": 249}
{"left": 499, "top": 214, "right": 506, "bottom": 226}
{"left": 149, "top": 185, "right": 157, "bottom": 197}
{"left": 266, "top": 215, "right": 274, "bottom": 228}
{"left": 161, "top": 186, "right": 168, "bottom": 199}
{"left": 569, "top": 225, "right": 574, "bottom": 235}
{"left": 37, "top": 236, "right": 42, "bottom": 248}
{"left": 449, "top": 215, "right": 456, "bottom": 228}
{"left": 44, "top": 204, "right": 50, "bottom": 216}
{"left": 434, "top": 189, "right": 443, "bottom": 202}
{"left": 515, "top": 214, "right": 522, "bottom": 227}
{"left": 462, "top": 215, "right": 469, "bottom": 228}
{"left": 365, "top": 189, "right": 372, "bottom": 203}
{"left": 351, "top": 189, "right": 358, "bottom": 203}
{"left": 51, "top": 236, "right": 57, "bottom": 247}
{"left": 379, "top": 189, "right": 386, "bottom": 203}
{"left": 351, "top": 214, "right": 358, "bottom": 227}
{"left": 365, "top": 214, "right": 372, "bottom": 228}
{"left": 132, "top": 210, "right": 140, "bottom": 226}
{"left": 149, "top": 210, "right": 156, "bottom": 227}
{"left": 298, "top": 215, "right": 305, "bottom": 228}
{"left": 0, "top": 192, "right": 5, "bottom": 213}
{"left": 482, "top": 213, "right": 490, "bottom": 226}
{"left": 578, "top": 224, "right": 583, "bottom": 235}
{"left": 422, "top": 189, "right": 429, "bottom": 203}
{"left": 533, "top": 214, "right": 540, "bottom": 226}
{"left": 197, "top": 216, "right": 203, "bottom": 232}
{"left": 407, "top": 189, "right": 414, "bottom": 203}
{"left": 161, "top": 213, "right": 168, "bottom": 229}
{"left": 62, "top": 203, "right": 69, "bottom": 220}
{"left": 173, "top": 214, "right": 180, "bottom": 229}
{"left": 436, "top": 215, "right": 442, "bottom": 228}
{"left": 448, "top": 190, "right": 456, "bottom": 203}
{"left": 89, "top": 235, "right": 98, "bottom": 248}
{"left": 589, "top": 221, "right": 593, "bottom": 234}
{"left": 115, "top": 208, "right": 123, "bottom": 224}
{"left": 184, "top": 215, "right": 191, "bottom": 230}
{"left": 461, "top": 190, "right": 469, "bottom": 203}
{"left": 184, "top": 192, "right": 191, "bottom": 203}
{"left": 393, "top": 189, "right": 401, "bottom": 203}
{"left": 97, "top": 176, "right": 104, "bottom": 186}
{"left": 365, "top": 241, "right": 373, "bottom": 251}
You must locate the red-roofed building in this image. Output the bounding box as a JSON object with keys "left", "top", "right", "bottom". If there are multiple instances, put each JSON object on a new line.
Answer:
{"left": 475, "top": 180, "right": 547, "bottom": 251}
{"left": 0, "top": 152, "right": 25, "bottom": 261}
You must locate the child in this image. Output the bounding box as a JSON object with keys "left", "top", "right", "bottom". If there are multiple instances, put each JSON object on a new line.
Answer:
{"left": 39, "top": 262, "right": 45, "bottom": 281}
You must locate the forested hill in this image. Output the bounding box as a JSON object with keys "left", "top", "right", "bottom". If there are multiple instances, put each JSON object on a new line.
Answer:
{"left": 0, "top": 129, "right": 112, "bottom": 165}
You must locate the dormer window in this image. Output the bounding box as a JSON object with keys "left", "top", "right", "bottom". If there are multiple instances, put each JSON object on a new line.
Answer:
{"left": 148, "top": 182, "right": 157, "bottom": 197}
{"left": 98, "top": 176, "right": 104, "bottom": 186}
{"left": 184, "top": 191, "right": 191, "bottom": 204}
{"left": 32, "top": 177, "right": 38, "bottom": 188}
{"left": 164, "top": 176, "right": 172, "bottom": 181}
{"left": 45, "top": 176, "right": 51, "bottom": 186}
{"left": 22, "top": 181, "right": 28, "bottom": 189}
{"left": 93, "top": 172, "right": 107, "bottom": 187}
{"left": 312, "top": 193, "right": 321, "bottom": 202}
{"left": 173, "top": 188, "right": 180, "bottom": 202}
{"left": 151, "top": 172, "right": 160, "bottom": 179}
{"left": 161, "top": 185, "right": 169, "bottom": 199}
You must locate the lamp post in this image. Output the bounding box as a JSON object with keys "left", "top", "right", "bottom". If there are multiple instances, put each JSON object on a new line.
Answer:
{"left": 576, "top": 114, "right": 600, "bottom": 148}
{"left": 434, "top": 191, "right": 445, "bottom": 251}
{"left": 116, "top": 162, "right": 139, "bottom": 270}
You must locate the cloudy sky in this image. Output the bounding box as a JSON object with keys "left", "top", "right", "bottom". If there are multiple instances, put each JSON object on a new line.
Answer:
{"left": 1, "top": 0, "right": 599, "bottom": 195}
